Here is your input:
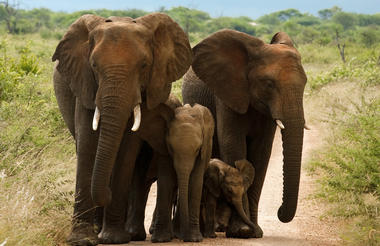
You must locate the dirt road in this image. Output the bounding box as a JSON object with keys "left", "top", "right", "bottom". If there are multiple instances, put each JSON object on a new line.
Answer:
{"left": 105, "top": 127, "right": 341, "bottom": 246}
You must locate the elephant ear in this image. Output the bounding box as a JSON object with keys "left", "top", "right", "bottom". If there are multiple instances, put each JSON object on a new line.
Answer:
{"left": 270, "top": 32, "right": 294, "bottom": 47}
{"left": 192, "top": 29, "right": 264, "bottom": 114}
{"left": 52, "top": 14, "right": 105, "bottom": 109}
{"left": 136, "top": 13, "right": 192, "bottom": 110}
{"left": 196, "top": 104, "right": 214, "bottom": 164}
{"left": 137, "top": 94, "right": 181, "bottom": 154}
{"left": 136, "top": 102, "right": 177, "bottom": 155}
{"left": 235, "top": 159, "right": 255, "bottom": 192}
{"left": 204, "top": 160, "right": 224, "bottom": 197}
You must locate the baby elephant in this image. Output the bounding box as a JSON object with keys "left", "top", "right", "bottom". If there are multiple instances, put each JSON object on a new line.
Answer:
{"left": 201, "top": 158, "right": 255, "bottom": 238}
{"left": 165, "top": 104, "right": 214, "bottom": 242}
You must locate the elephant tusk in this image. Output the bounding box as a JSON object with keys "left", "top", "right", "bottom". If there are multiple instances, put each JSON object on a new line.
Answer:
{"left": 276, "top": 119, "right": 285, "bottom": 129}
{"left": 131, "top": 104, "right": 141, "bottom": 132}
{"left": 92, "top": 107, "right": 100, "bottom": 131}
{"left": 304, "top": 124, "right": 311, "bottom": 130}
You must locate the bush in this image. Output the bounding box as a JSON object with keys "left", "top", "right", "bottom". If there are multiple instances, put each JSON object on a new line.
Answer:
{"left": 308, "top": 53, "right": 380, "bottom": 90}
{"left": 360, "top": 27, "right": 380, "bottom": 47}
{"left": 308, "top": 97, "right": 380, "bottom": 245}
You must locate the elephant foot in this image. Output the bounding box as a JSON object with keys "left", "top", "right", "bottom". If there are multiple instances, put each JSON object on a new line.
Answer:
{"left": 98, "top": 226, "right": 131, "bottom": 244}
{"left": 151, "top": 230, "right": 172, "bottom": 243}
{"left": 251, "top": 223, "right": 264, "bottom": 238}
{"left": 202, "top": 224, "right": 217, "bottom": 238}
{"left": 126, "top": 224, "right": 146, "bottom": 241}
{"left": 183, "top": 229, "right": 203, "bottom": 242}
{"left": 148, "top": 224, "right": 154, "bottom": 235}
{"left": 226, "top": 222, "right": 263, "bottom": 238}
{"left": 151, "top": 224, "right": 173, "bottom": 243}
{"left": 66, "top": 222, "right": 98, "bottom": 246}
{"left": 215, "top": 222, "right": 227, "bottom": 232}
{"left": 202, "top": 230, "right": 217, "bottom": 238}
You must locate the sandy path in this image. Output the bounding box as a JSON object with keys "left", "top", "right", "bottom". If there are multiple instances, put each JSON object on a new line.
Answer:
{"left": 105, "top": 127, "right": 340, "bottom": 246}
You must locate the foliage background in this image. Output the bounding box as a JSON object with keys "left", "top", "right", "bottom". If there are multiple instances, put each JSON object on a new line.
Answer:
{"left": 0, "top": 3, "right": 379, "bottom": 246}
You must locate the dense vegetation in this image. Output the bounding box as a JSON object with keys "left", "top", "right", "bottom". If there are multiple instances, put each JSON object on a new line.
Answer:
{"left": 0, "top": 3, "right": 379, "bottom": 246}
{"left": 1, "top": 4, "right": 380, "bottom": 45}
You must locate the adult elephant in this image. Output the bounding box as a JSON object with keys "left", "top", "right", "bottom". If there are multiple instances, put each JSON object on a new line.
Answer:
{"left": 52, "top": 13, "right": 191, "bottom": 245}
{"left": 182, "top": 29, "right": 307, "bottom": 238}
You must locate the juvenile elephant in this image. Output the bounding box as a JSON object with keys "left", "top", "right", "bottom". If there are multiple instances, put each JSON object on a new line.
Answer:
{"left": 52, "top": 13, "right": 191, "bottom": 245}
{"left": 125, "top": 94, "right": 181, "bottom": 242}
{"left": 163, "top": 104, "right": 215, "bottom": 242}
{"left": 182, "top": 30, "right": 307, "bottom": 238}
{"left": 125, "top": 103, "right": 214, "bottom": 243}
{"left": 201, "top": 158, "right": 255, "bottom": 238}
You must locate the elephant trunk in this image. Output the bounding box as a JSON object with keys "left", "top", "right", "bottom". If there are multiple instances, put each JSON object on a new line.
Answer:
{"left": 277, "top": 87, "right": 304, "bottom": 223}
{"left": 232, "top": 198, "right": 255, "bottom": 228}
{"left": 177, "top": 171, "right": 191, "bottom": 236}
{"left": 91, "top": 82, "right": 141, "bottom": 207}
{"left": 91, "top": 102, "right": 130, "bottom": 206}
{"left": 174, "top": 156, "right": 196, "bottom": 238}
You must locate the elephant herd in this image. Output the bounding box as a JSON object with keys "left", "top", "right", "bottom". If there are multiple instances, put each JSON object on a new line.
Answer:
{"left": 52, "top": 12, "right": 307, "bottom": 246}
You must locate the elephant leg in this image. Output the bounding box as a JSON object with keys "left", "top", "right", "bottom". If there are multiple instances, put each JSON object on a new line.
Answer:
{"left": 215, "top": 100, "right": 253, "bottom": 238}
{"left": 151, "top": 153, "right": 176, "bottom": 243}
{"left": 185, "top": 160, "right": 206, "bottom": 242}
{"left": 125, "top": 143, "right": 156, "bottom": 241}
{"left": 215, "top": 200, "right": 231, "bottom": 232}
{"left": 94, "top": 207, "right": 103, "bottom": 234}
{"left": 66, "top": 99, "right": 99, "bottom": 246}
{"left": 245, "top": 124, "right": 276, "bottom": 238}
{"left": 99, "top": 133, "right": 143, "bottom": 244}
{"left": 172, "top": 197, "right": 180, "bottom": 239}
{"left": 202, "top": 191, "right": 217, "bottom": 238}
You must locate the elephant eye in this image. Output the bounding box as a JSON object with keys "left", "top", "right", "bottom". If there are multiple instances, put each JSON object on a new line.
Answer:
{"left": 265, "top": 80, "right": 275, "bottom": 89}
{"left": 227, "top": 186, "right": 233, "bottom": 193}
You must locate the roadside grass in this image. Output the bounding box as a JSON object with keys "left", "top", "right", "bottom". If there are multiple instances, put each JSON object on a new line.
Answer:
{"left": 0, "top": 35, "right": 74, "bottom": 245}
{"left": 305, "top": 65, "right": 380, "bottom": 245}
{"left": 303, "top": 44, "right": 380, "bottom": 91}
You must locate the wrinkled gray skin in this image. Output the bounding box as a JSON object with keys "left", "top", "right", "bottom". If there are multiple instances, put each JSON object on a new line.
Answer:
{"left": 182, "top": 29, "right": 307, "bottom": 238}
{"left": 164, "top": 104, "right": 215, "bottom": 242}
{"left": 125, "top": 103, "right": 215, "bottom": 243}
{"left": 125, "top": 94, "right": 181, "bottom": 243}
{"left": 201, "top": 159, "right": 255, "bottom": 238}
{"left": 52, "top": 13, "right": 191, "bottom": 245}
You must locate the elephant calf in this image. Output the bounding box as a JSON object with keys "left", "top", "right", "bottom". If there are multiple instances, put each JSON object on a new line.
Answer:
{"left": 158, "top": 103, "right": 214, "bottom": 242}
{"left": 201, "top": 158, "right": 255, "bottom": 238}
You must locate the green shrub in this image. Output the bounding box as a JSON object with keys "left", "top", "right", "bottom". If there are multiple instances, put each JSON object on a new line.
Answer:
{"left": 308, "top": 97, "right": 380, "bottom": 245}
{"left": 39, "top": 28, "right": 53, "bottom": 39}
{"left": 308, "top": 53, "right": 380, "bottom": 90}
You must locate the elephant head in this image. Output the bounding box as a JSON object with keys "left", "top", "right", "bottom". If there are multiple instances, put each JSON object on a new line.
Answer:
{"left": 52, "top": 13, "right": 192, "bottom": 206}
{"left": 192, "top": 29, "right": 306, "bottom": 223}
{"left": 204, "top": 158, "right": 255, "bottom": 228}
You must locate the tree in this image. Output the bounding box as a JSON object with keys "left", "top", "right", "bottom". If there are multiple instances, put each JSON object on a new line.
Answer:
{"left": 360, "top": 27, "right": 380, "bottom": 47}
{"left": 257, "top": 8, "right": 303, "bottom": 25}
{"left": 333, "top": 12, "right": 356, "bottom": 30}
{"left": 167, "top": 7, "right": 210, "bottom": 35}
{"left": 335, "top": 29, "right": 346, "bottom": 63}
{"left": 277, "top": 9, "right": 302, "bottom": 21}
{"left": 0, "top": 0, "right": 21, "bottom": 33}
{"left": 206, "top": 16, "right": 256, "bottom": 36}
{"left": 318, "top": 6, "right": 342, "bottom": 20}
